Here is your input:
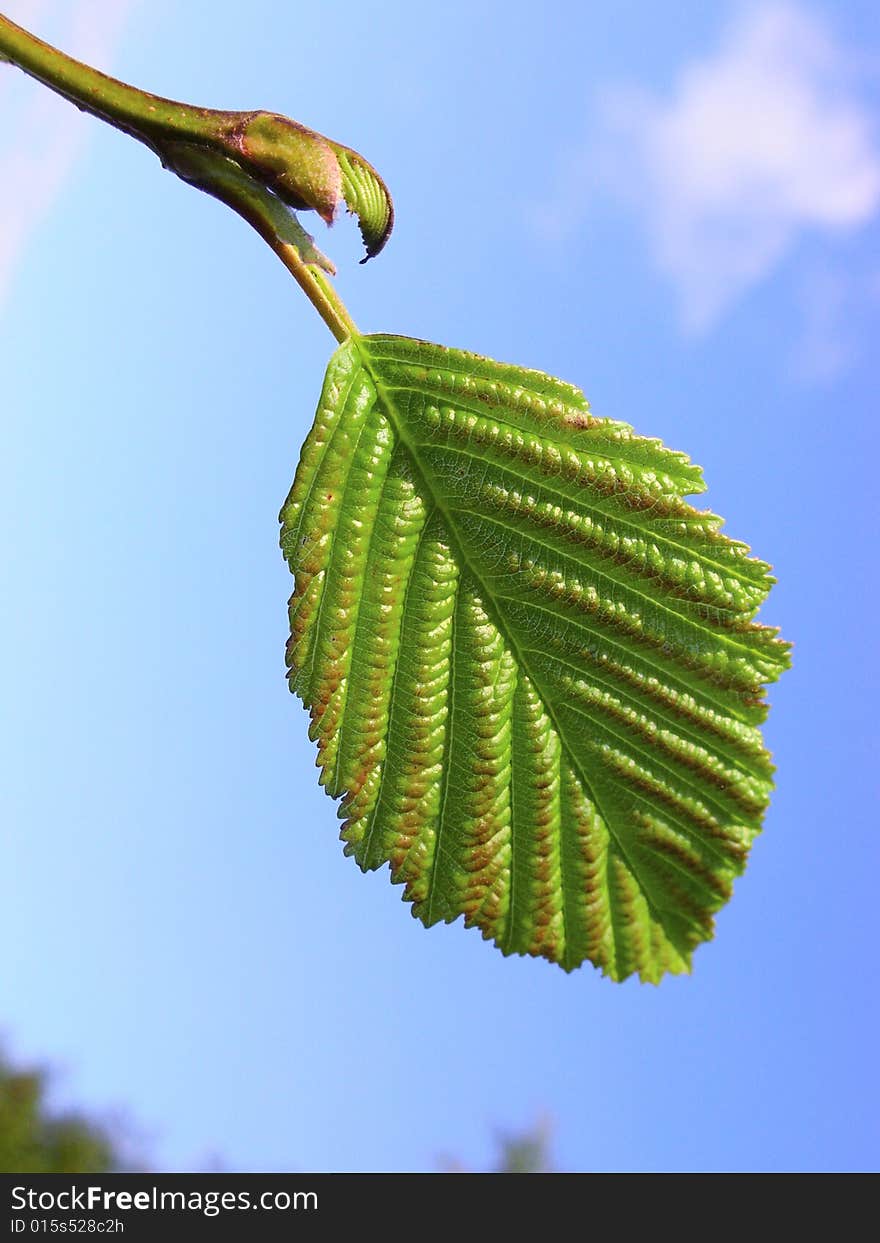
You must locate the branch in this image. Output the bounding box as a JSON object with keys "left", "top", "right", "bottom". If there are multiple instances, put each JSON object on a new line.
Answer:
{"left": 0, "top": 12, "right": 394, "bottom": 341}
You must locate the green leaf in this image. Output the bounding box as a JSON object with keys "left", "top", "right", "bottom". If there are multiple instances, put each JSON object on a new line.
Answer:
{"left": 280, "top": 336, "right": 790, "bottom": 982}
{"left": 233, "top": 112, "right": 394, "bottom": 261}
{"left": 324, "top": 139, "right": 395, "bottom": 261}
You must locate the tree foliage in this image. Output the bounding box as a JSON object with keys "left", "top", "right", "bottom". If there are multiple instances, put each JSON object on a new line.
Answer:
{"left": 0, "top": 1053, "right": 120, "bottom": 1174}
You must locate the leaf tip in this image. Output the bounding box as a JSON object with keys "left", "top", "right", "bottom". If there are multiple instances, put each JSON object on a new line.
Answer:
{"left": 328, "top": 141, "right": 395, "bottom": 262}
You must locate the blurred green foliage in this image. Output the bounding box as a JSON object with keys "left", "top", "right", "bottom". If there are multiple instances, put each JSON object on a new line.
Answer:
{"left": 440, "top": 1121, "right": 555, "bottom": 1173}
{"left": 0, "top": 1053, "right": 120, "bottom": 1173}
{"left": 494, "top": 1126, "right": 553, "bottom": 1174}
{"left": 0, "top": 1044, "right": 549, "bottom": 1173}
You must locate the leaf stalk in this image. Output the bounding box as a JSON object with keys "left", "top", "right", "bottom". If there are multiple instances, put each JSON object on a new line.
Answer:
{"left": 0, "top": 12, "right": 360, "bottom": 343}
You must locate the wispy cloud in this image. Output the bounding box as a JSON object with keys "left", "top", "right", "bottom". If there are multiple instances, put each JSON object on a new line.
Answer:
{"left": 0, "top": 1, "right": 135, "bottom": 309}
{"left": 790, "top": 260, "right": 880, "bottom": 382}
{"left": 544, "top": 3, "right": 880, "bottom": 334}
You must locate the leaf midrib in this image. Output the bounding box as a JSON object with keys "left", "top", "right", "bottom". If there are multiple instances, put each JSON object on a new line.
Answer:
{"left": 355, "top": 337, "right": 698, "bottom": 957}
{"left": 522, "top": 643, "right": 769, "bottom": 785}
{"left": 370, "top": 352, "right": 780, "bottom": 709}
{"left": 454, "top": 496, "right": 767, "bottom": 658}
{"left": 373, "top": 371, "right": 772, "bottom": 592}
{"left": 365, "top": 337, "right": 702, "bottom": 496}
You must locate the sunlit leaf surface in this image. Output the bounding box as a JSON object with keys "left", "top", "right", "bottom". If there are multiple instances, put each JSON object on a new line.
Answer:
{"left": 280, "top": 336, "right": 790, "bottom": 981}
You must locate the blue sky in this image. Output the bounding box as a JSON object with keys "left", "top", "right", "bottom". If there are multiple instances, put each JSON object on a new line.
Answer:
{"left": 1, "top": 0, "right": 877, "bottom": 1172}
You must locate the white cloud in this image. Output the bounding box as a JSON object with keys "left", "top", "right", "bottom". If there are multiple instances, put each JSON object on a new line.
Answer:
{"left": 0, "top": 1, "right": 135, "bottom": 309}
{"left": 555, "top": 3, "right": 880, "bottom": 333}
